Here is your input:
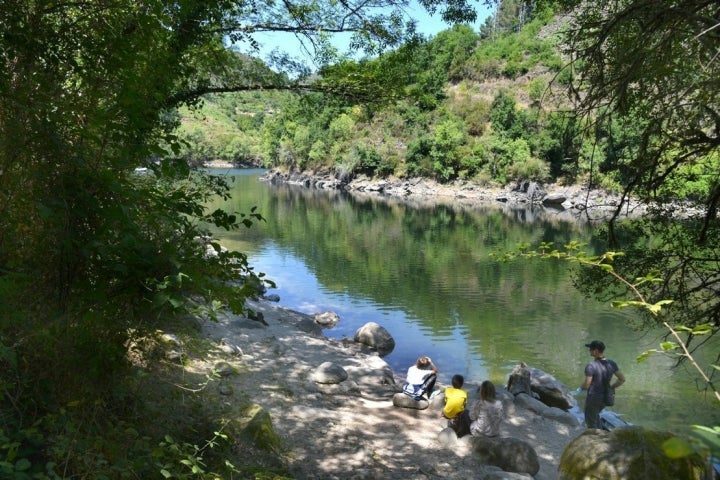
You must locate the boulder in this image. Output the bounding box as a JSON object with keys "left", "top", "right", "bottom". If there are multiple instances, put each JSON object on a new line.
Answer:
{"left": 264, "top": 293, "right": 281, "bottom": 302}
{"left": 483, "top": 468, "right": 535, "bottom": 480}
{"left": 309, "top": 361, "right": 348, "bottom": 384}
{"left": 213, "top": 361, "right": 236, "bottom": 377}
{"left": 471, "top": 436, "right": 540, "bottom": 476}
{"left": 559, "top": 427, "right": 706, "bottom": 480}
{"left": 528, "top": 366, "right": 576, "bottom": 410}
{"left": 353, "top": 321, "right": 395, "bottom": 356}
{"left": 437, "top": 427, "right": 457, "bottom": 448}
{"left": 227, "top": 404, "right": 282, "bottom": 451}
{"left": 306, "top": 378, "right": 362, "bottom": 396}
{"left": 392, "top": 392, "right": 429, "bottom": 410}
{"left": 514, "top": 392, "right": 548, "bottom": 415}
{"left": 542, "top": 406, "right": 582, "bottom": 427}
{"left": 542, "top": 193, "right": 567, "bottom": 205}
{"left": 313, "top": 311, "right": 340, "bottom": 327}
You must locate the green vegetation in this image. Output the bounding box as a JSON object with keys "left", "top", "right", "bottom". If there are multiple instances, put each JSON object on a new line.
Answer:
{"left": 187, "top": 8, "right": 574, "bottom": 185}
{"left": 1, "top": 0, "right": 718, "bottom": 476}
{"left": 0, "top": 0, "right": 487, "bottom": 477}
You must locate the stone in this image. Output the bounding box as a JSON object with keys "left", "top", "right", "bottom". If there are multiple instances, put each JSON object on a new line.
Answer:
{"left": 472, "top": 436, "right": 540, "bottom": 476}
{"left": 514, "top": 392, "right": 548, "bottom": 415}
{"left": 219, "top": 338, "right": 243, "bottom": 356}
{"left": 310, "top": 361, "right": 348, "bottom": 384}
{"left": 483, "top": 467, "right": 535, "bottom": 480}
{"left": 247, "top": 309, "right": 268, "bottom": 325}
{"left": 214, "top": 361, "right": 236, "bottom": 377}
{"left": 528, "top": 366, "right": 576, "bottom": 410}
{"left": 313, "top": 311, "right": 340, "bottom": 327}
{"left": 542, "top": 193, "right": 567, "bottom": 205}
{"left": 542, "top": 406, "right": 582, "bottom": 427}
{"left": 559, "top": 427, "right": 706, "bottom": 480}
{"left": 218, "top": 383, "right": 233, "bottom": 395}
{"left": 227, "top": 404, "right": 282, "bottom": 451}
{"left": 306, "top": 379, "right": 362, "bottom": 396}
{"left": 392, "top": 392, "right": 429, "bottom": 410}
{"left": 437, "top": 427, "right": 457, "bottom": 448}
{"left": 353, "top": 321, "right": 395, "bottom": 356}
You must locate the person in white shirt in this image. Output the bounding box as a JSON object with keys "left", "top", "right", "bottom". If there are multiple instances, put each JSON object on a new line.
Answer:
{"left": 402, "top": 356, "right": 438, "bottom": 400}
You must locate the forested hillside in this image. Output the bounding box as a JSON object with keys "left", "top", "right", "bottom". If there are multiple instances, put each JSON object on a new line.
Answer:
{"left": 181, "top": 3, "right": 716, "bottom": 204}
{"left": 182, "top": 5, "right": 583, "bottom": 186}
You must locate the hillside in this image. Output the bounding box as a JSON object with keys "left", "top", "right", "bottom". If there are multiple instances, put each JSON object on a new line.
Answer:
{"left": 177, "top": 7, "right": 586, "bottom": 189}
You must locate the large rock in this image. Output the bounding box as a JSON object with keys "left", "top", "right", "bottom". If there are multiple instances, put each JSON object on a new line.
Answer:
{"left": 542, "top": 406, "right": 582, "bottom": 427}
{"left": 309, "top": 361, "right": 348, "bottom": 384}
{"left": 511, "top": 393, "right": 581, "bottom": 428}
{"left": 471, "top": 436, "right": 540, "bottom": 476}
{"left": 392, "top": 392, "right": 429, "bottom": 410}
{"left": 542, "top": 193, "right": 567, "bottom": 205}
{"left": 507, "top": 363, "right": 576, "bottom": 411}
{"left": 353, "top": 321, "right": 395, "bottom": 356}
{"left": 559, "top": 427, "right": 707, "bottom": 480}
{"left": 514, "top": 392, "right": 549, "bottom": 415}
{"left": 313, "top": 311, "right": 340, "bottom": 327}
{"left": 483, "top": 468, "right": 535, "bottom": 480}
{"left": 226, "top": 404, "right": 282, "bottom": 451}
{"left": 528, "top": 366, "right": 576, "bottom": 410}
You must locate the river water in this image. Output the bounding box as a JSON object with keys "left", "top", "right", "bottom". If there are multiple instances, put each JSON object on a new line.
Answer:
{"left": 205, "top": 168, "right": 719, "bottom": 437}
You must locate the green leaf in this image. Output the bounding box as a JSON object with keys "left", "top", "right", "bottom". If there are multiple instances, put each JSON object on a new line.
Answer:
{"left": 689, "top": 425, "right": 720, "bottom": 457}
{"left": 662, "top": 436, "right": 695, "bottom": 459}
{"left": 660, "top": 342, "right": 677, "bottom": 351}
{"left": 14, "top": 458, "right": 31, "bottom": 471}
{"left": 636, "top": 350, "right": 657, "bottom": 362}
{"left": 691, "top": 324, "right": 713, "bottom": 335}
{"left": 161, "top": 469, "right": 172, "bottom": 478}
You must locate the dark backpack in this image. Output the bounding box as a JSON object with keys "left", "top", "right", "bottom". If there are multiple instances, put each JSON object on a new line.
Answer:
{"left": 600, "top": 359, "right": 616, "bottom": 406}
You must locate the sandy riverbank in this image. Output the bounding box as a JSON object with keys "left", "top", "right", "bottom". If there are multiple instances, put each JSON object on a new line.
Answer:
{"left": 191, "top": 298, "right": 585, "bottom": 479}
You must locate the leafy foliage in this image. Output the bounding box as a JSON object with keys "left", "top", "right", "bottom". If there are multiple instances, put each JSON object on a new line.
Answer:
{"left": 2, "top": 0, "right": 494, "bottom": 476}
{"left": 496, "top": 240, "right": 719, "bottom": 466}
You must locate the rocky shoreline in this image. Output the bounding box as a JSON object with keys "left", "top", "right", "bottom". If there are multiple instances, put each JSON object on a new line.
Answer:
{"left": 201, "top": 164, "right": 706, "bottom": 221}
{"left": 258, "top": 169, "right": 653, "bottom": 222}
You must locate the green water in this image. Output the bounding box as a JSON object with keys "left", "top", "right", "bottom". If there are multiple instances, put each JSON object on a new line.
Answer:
{"left": 206, "top": 168, "right": 719, "bottom": 437}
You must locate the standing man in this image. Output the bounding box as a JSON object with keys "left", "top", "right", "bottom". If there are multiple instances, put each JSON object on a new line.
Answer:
{"left": 580, "top": 340, "right": 626, "bottom": 429}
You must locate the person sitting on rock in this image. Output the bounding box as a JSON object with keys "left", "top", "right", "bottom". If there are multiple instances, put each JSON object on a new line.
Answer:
{"left": 402, "top": 356, "right": 437, "bottom": 400}
{"left": 442, "top": 374, "right": 470, "bottom": 437}
{"left": 469, "top": 380, "right": 504, "bottom": 437}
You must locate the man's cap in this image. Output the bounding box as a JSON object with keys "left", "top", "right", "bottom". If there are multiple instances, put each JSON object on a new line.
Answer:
{"left": 585, "top": 340, "right": 605, "bottom": 351}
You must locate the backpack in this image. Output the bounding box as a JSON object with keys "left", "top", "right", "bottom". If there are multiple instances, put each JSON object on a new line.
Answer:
{"left": 402, "top": 382, "right": 424, "bottom": 401}
{"left": 600, "top": 359, "right": 616, "bottom": 406}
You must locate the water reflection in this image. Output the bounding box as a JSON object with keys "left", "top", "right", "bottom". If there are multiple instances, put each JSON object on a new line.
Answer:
{"left": 206, "top": 169, "right": 719, "bottom": 436}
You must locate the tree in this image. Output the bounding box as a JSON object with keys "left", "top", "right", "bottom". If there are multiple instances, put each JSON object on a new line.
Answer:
{"left": 539, "top": 0, "right": 720, "bottom": 351}
{"left": 0, "top": 0, "right": 486, "bottom": 476}
{"left": 546, "top": 0, "right": 720, "bottom": 231}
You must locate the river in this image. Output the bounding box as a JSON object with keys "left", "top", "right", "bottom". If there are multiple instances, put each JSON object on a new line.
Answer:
{"left": 205, "top": 168, "right": 719, "bottom": 437}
